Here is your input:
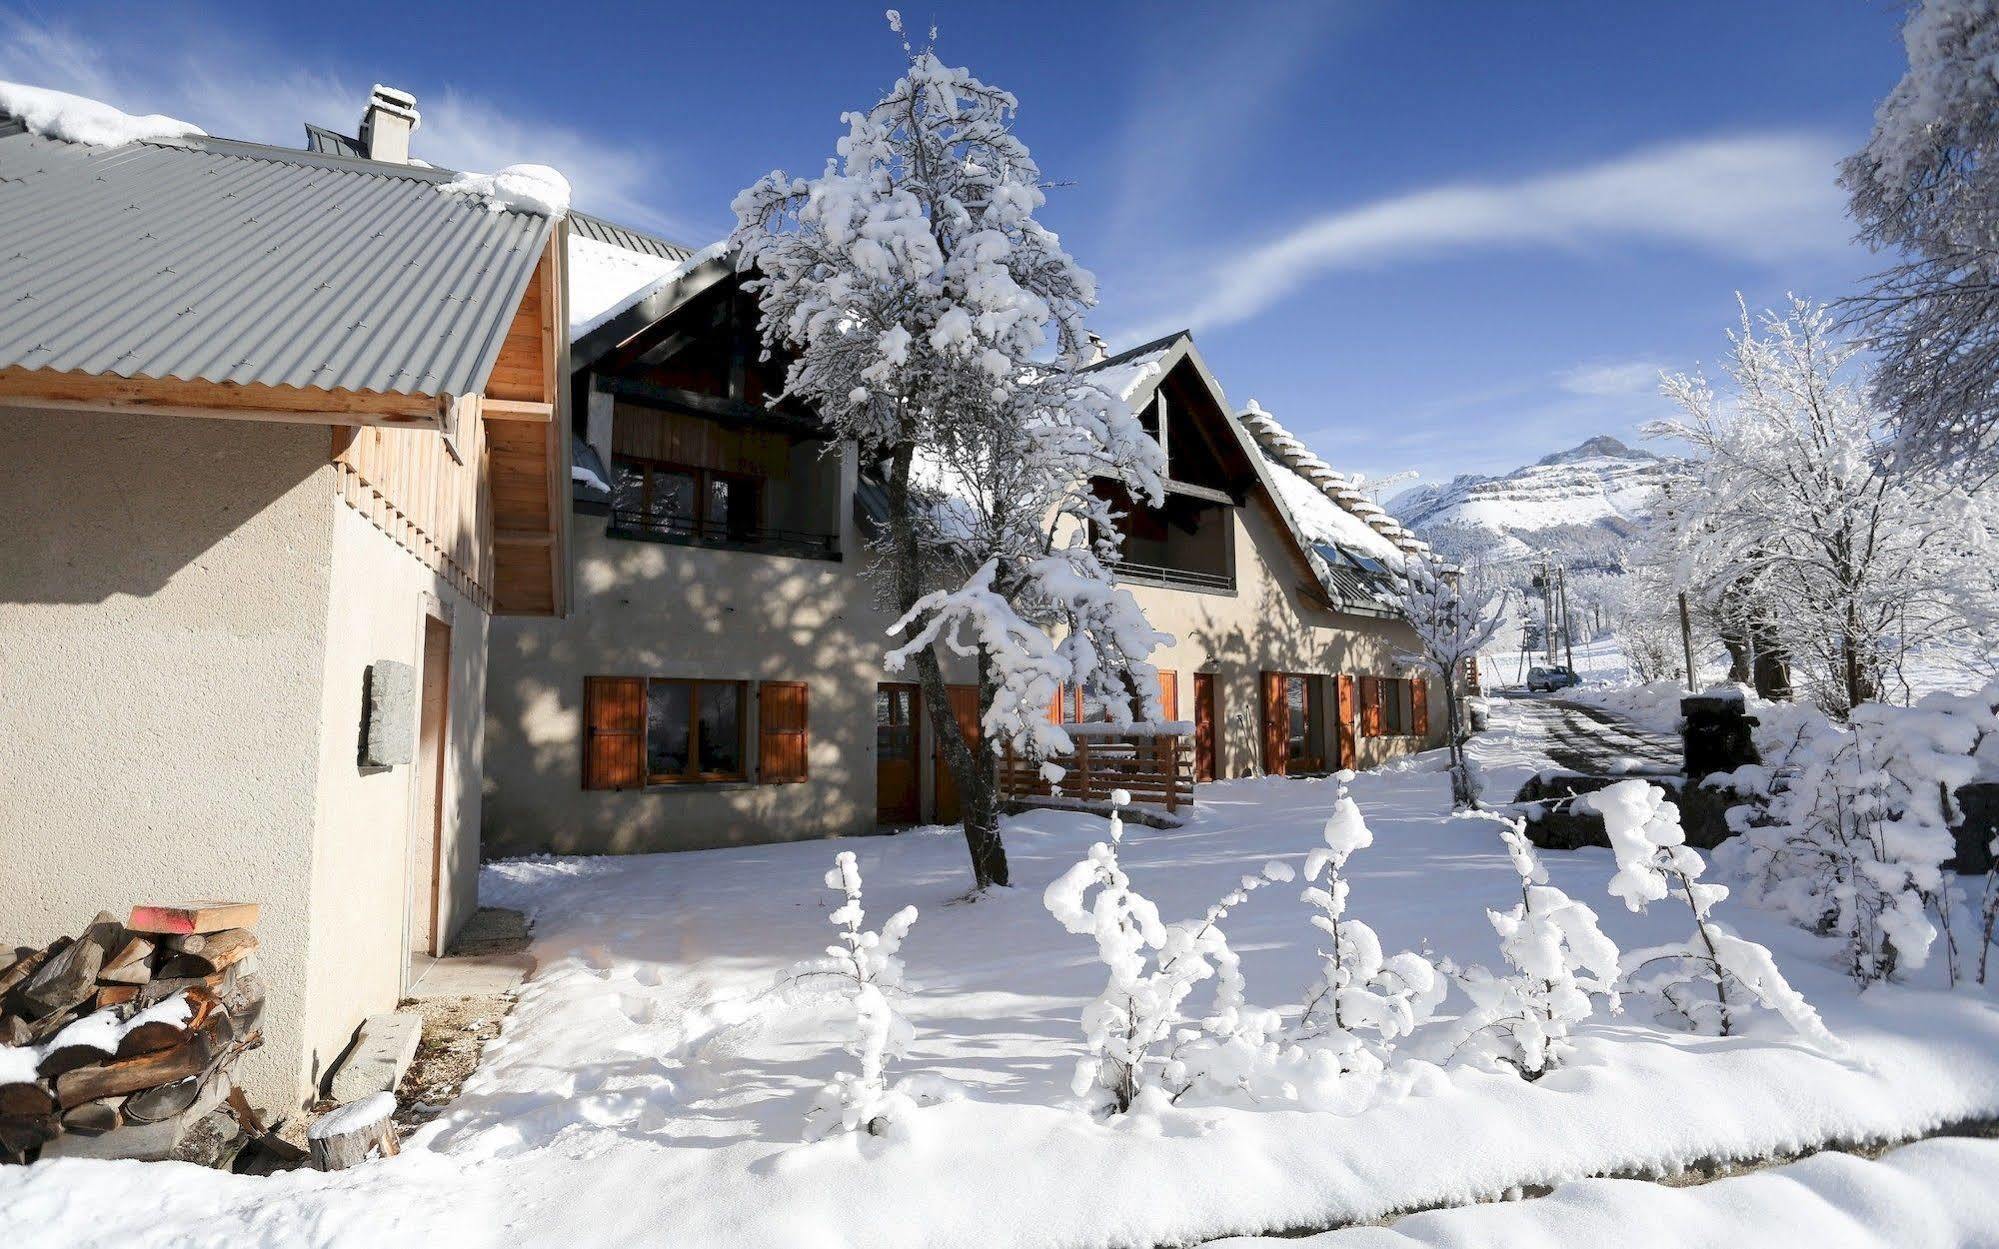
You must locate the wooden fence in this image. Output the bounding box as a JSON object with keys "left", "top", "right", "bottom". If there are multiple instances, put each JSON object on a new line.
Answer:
{"left": 999, "top": 727, "right": 1195, "bottom": 814}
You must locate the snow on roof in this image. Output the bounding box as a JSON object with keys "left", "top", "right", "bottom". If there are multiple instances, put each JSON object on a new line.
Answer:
{"left": 1237, "top": 400, "right": 1430, "bottom": 562}
{"left": 0, "top": 80, "right": 203, "bottom": 148}
{"left": 439, "top": 163, "right": 572, "bottom": 218}
{"left": 1089, "top": 344, "right": 1173, "bottom": 403}
{"left": 570, "top": 237, "right": 725, "bottom": 340}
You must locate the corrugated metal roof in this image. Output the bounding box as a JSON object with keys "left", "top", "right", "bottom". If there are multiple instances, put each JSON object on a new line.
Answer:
{"left": 301, "top": 123, "right": 364, "bottom": 158}
{"left": 569, "top": 211, "right": 695, "bottom": 262}
{"left": 0, "top": 127, "right": 554, "bottom": 397}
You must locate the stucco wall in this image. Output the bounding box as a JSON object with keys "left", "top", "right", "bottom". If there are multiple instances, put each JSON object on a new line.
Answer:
{"left": 1123, "top": 498, "right": 1443, "bottom": 777}
{"left": 484, "top": 514, "right": 893, "bottom": 856}
{"left": 299, "top": 504, "right": 489, "bottom": 1094}
{"left": 485, "top": 470, "right": 1441, "bottom": 858}
{"left": 0, "top": 406, "right": 333, "bottom": 1108}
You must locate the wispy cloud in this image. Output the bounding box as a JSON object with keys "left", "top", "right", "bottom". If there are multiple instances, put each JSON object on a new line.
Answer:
{"left": 0, "top": 8, "right": 702, "bottom": 239}
{"left": 1556, "top": 359, "right": 1667, "bottom": 398}
{"left": 1118, "top": 131, "right": 1853, "bottom": 341}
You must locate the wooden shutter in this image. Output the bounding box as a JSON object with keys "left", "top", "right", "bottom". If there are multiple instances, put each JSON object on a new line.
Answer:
{"left": 583, "top": 676, "right": 644, "bottom": 790}
{"left": 1360, "top": 676, "right": 1383, "bottom": 739}
{"left": 1156, "top": 670, "right": 1179, "bottom": 721}
{"left": 1412, "top": 677, "right": 1430, "bottom": 738}
{"left": 758, "top": 681, "right": 809, "bottom": 783}
{"left": 1336, "top": 674, "right": 1358, "bottom": 770}
{"left": 1260, "top": 671, "right": 1287, "bottom": 775}
{"left": 1047, "top": 684, "right": 1066, "bottom": 724}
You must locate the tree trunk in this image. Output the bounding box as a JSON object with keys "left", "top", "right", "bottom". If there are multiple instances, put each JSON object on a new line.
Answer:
{"left": 884, "top": 437, "right": 1009, "bottom": 890}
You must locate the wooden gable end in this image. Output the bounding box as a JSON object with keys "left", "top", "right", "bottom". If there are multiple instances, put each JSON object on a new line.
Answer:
{"left": 485, "top": 234, "right": 571, "bottom": 618}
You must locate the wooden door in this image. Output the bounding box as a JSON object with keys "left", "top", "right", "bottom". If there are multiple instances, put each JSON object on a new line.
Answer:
{"left": 1260, "top": 671, "right": 1287, "bottom": 776}
{"left": 1336, "top": 674, "right": 1358, "bottom": 770}
{"left": 875, "top": 683, "right": 921, "bottom": 824}
{"left": 1155, "top": 670, "right": 1179, "bottom": 721}
{"left": 932, "top": 684, "right": 981, "bottom": 824}
{"left": 410, "top": 615, "right": 451, "bottom": 968}
{"left": 1193, "top": 672, "right": 1216, "bottom": 783}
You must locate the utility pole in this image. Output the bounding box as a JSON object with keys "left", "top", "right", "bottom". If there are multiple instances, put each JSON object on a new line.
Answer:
{"left": 1558, "top": 566, "right": 1575, "bottom": 672}
{"left": 1537, "top": 560, "right": 1555, "bottom": 665}
{"left": 1678, "top": 592, "right": 1698, "bottom": 693}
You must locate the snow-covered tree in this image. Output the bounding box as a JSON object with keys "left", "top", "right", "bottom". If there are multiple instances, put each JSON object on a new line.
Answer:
{"left": 732, "top": 23, "right": 1167, "bottom": 889}
{"left": 1718, "top": 686, "right": 1999, "bottom": 986}
{"left": 783, "top": 851, "right": 948, "bottom": 1139}
{"left": 1582, "top": 781, "right": 1841, "bottom": 1053}
{"left": 1841, "top": 0, "right": 1999, "bottom": 469}
{"left": 1391, "top": 560, "right": 1507, "bottom": 808}
{"left": 1295, "top": 776, "right": 1444, "bottom": 1072}
{"left": 1645, "top": 297, "right": 1997, "bottom": 716}
{"left": 1448, "top": 820, "right": 1622, "bottom": 1080}
{"left": 1042, "top": 791, "right": 1292, "bottom": 1113}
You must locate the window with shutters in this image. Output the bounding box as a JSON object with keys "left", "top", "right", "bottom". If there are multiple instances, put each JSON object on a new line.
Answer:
{"left": 1259, "top": 671, "right": 1324, "bottom": 775}
{"left": 585, "top": 677, "right": 810, "bottom": 788}
{"left": 1361, "top": 677, "right": 1425, "bottom": 738}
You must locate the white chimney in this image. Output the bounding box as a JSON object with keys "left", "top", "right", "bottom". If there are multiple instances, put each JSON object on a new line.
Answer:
{"left": 1086, "top": 330, "right": 1108, "bottom": 365}
{"left": 359, "top": 84, "right": 420, "bottom": 164}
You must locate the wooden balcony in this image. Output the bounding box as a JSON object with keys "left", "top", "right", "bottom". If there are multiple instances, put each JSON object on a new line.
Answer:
{"left": 1000, "top": 726, "right": 1195, "bottom": 819}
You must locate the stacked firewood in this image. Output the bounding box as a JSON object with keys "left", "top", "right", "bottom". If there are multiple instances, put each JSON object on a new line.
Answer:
{"left": 0, "top": 902, "right": 265, "bottom": 1165}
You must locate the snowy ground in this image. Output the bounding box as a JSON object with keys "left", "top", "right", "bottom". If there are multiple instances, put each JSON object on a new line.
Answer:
{"left": 4, "top": 761, "right": 1997, "bottom": 1248}
{"left": 1214, "top": 1137, "right": 1999, "bottom": 1248}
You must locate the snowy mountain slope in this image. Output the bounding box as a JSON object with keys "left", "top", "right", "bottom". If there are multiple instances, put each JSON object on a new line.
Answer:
{"left": 1388, "top": 436, "right": 1683, "bottom": 562}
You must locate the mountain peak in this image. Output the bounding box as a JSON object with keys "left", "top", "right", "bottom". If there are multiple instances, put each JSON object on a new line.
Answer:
{"left": 1533, "top": 434, "right": 1657, "bottom": 466}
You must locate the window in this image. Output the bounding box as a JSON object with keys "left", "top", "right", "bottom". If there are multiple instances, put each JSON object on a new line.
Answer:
{"left": 1361, "top": 676, "right": 1428, "bottom": 739}
{"left": 876, "top": 686, "right": 917, "bottom": 760}
{"left": 647, "top": 679, "right": 746, "bottom": 782}
{"left": 584, "top": 677, "right": 807, "bottom": 789}
{"left": 613, "top": 457, "right": 762, "bottom": 541}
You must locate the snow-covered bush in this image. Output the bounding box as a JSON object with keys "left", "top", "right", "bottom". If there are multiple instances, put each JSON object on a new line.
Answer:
{"left": 1448, "top": 820, "right": 1622, "bottom": 1080}
{"left": 1583, "top": 781, "right": 1841, "bottom": 1052}
{"left": 1043, "top": 791, "right": 1292, "bottom": 1113}
{"left": 783, "top": 851, "right": 946, "bottom": 1139}
{"left": 1295, "top": 775, "right": 1445, "bottom": 1073}
{"left": 1717, "top": 685, "right": 1999, "bottom": 986}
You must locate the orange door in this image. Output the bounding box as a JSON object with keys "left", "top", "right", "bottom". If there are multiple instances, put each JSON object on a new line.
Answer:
{"left": 875, "top": 683, "right": 920, "bottom": 824}
{"left": 1193, "top": 672, "right": 1216, "bottom": 782}
{"left": 931, "top": 684, "right": 981, "bottom": 824}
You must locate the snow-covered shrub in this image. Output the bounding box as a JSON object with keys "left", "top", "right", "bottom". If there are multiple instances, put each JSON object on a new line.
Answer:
{"left": 1294, "top": 775, "right": 1444, "bottom": 1074}
{"left": 1716, "top": 690, "right": 1996, "bottom": 985}
{"left": 1043, "top": 791, "right": 1292, "bottom": 1113}
{"left": 783, "top": 851, "right": 946, "bottom": 1139}
{"left": 1583, "top": 781, "right": 1841, "bottom": 1052}
{"left": 1448, "top": 820, "right": 1622, "bottom": 1080}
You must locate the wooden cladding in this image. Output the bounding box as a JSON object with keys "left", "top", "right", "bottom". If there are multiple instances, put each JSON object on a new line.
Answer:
{"left": 332, "top": 410, "right": 494, "bottom": 611}
{"left": 758, "top": 682, "right": 809, "bottom": 784}
{"left": 613, "top": 407, "right": 789, "bottom": 479}
{"left": 583, "top": 676, "right": 645, "bottom": 790}
{"left": 329, "top": 234, "right": 568, "bottom": 618}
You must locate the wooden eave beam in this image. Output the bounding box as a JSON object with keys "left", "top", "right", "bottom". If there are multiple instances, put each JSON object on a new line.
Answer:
{"left": 482, "top": 398, "right": 554, "bottom": 422}
{"left": 0, "top": 366, "right": 456, "bottom": 429}
{"left": 598, "top": 375, "right": 829, "bottom": 440}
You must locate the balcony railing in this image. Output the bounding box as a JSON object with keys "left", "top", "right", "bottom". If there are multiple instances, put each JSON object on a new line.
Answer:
{"left": 607, "top": 508, "right": 839, "bottom": 560}
{"left": 1113, "top": 559, "right": 1235, "bottom": 593}
{"left": 999, "top": 727, "right": 1195, "bottom": 815}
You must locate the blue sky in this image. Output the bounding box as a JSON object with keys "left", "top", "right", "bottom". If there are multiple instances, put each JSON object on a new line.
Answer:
{"left": 0, "top": 0, "right": 1907, "bottom": 491}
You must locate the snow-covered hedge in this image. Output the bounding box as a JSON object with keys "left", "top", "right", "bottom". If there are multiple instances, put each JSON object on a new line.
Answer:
{"left": 1713, "top": 683, "right": 1999, "bottom": 985}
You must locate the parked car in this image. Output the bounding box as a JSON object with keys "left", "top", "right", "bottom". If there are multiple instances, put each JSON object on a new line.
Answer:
{"left": 1526, "top": 665, "right": 1582, "bottom": 693}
